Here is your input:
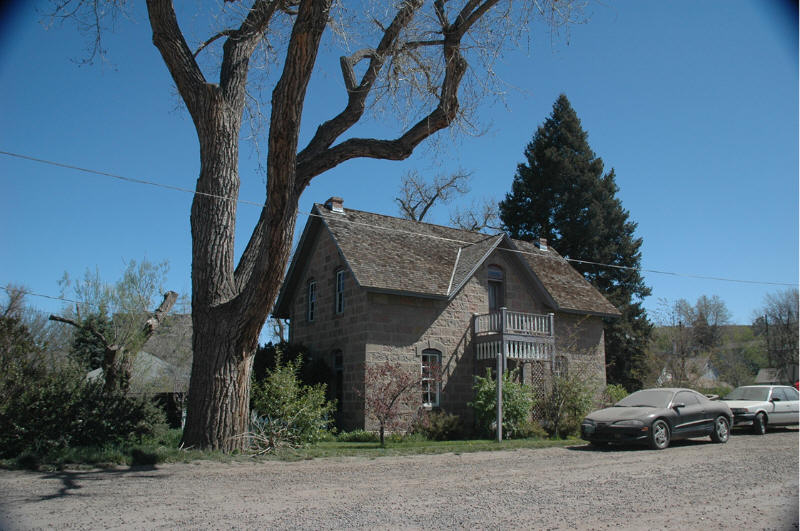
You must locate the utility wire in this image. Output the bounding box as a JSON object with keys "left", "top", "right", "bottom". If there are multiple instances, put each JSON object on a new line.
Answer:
{"left": 1, "top": 149, "right": 796, "bottom": 289}
{"left": 0, "top": 285, "right": 85, "bottom": 307}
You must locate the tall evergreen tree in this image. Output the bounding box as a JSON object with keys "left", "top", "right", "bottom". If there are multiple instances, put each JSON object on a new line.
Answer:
{"left": 499, "top": 94, "right": 652, "bottom": 390}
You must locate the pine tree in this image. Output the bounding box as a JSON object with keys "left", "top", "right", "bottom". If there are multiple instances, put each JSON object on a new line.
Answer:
{"left": 499, "top": 94, "right": 652, "bottom": 390}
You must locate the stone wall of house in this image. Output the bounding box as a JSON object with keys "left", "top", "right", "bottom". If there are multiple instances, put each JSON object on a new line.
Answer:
{"left": 361, "top": 247, "right": 552, "bottom": 431}
{"left": 288, "top": 228, "right": 369, "bottom": 429}
{"left": 288, "top": 238, "right": 610, "bottom": 433}
{"left": 554, "top": 312, "right": 607, "bottom": 392}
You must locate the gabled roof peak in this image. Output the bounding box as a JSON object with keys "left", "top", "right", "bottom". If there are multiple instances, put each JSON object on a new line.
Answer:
{"left": 274, "top": 202, "right": 620, "bottom": 318}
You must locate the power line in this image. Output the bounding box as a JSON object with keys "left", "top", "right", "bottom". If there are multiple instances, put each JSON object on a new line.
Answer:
{"left": 1, "top": 149, "right": 796, "bottom": 289}
{"left": 0, "top": 285, "right": 85, "bottom": 308}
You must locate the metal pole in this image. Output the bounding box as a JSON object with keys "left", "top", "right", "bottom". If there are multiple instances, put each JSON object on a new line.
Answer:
{"left": 496, "top": 352, "right": 503, "bottom": 442}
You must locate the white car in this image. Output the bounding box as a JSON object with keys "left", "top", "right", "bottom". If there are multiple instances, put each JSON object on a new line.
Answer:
{"left": 722, "top": 385, "right": 799, "bottom": 434}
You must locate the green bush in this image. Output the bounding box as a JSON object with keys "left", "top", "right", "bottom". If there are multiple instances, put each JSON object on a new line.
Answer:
{"left": 413, "top": 409, "right": 464, "bottom": 441}
{"left": 469, "top": 368, "right": 534, "bottom": 439}
{"left": 336, "top": 429, "right": 379, "bottom": 443}
{"left": 250, "top": 351, "right": 336, "bottom": 452}
{"left": 603, "top": 384, "right": 629, "bottom": 406}
{"left": 536, "top": 374, "right": 595, "bottom": 438}
{"left": 697, "top": 384, "right": 733, "bottom": 400}
{"left": 0, "top": 366, "right": 165, "bottom": 459}
{"left": 515, "top": 418, "right": 549, "bottom": 439}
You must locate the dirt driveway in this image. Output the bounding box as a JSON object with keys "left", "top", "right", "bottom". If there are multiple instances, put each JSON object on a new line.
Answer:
{"left": 1, "top": 429, "right": 797, "bottom": 530}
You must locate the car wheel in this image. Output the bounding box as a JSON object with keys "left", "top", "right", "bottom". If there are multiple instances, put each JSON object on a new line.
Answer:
{"left": 710, "top": 416, "right": 730, "bottom": 443}
{"left": 752, "top": 412, "right": 767, "bottom": 435}
{"left": 649, "top": 419, "right": 670, "bottom": 450}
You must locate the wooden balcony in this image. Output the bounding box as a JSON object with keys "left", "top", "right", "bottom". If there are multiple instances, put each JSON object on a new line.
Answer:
{"left": 473, "top": 308, "right": 554, "bottom": 361}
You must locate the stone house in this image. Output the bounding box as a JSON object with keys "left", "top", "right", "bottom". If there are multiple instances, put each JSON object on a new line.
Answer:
{"left": 273, "top": 197, "right": 621, "bottom": 430}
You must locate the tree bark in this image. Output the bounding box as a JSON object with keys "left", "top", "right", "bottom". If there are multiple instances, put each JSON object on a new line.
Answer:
{"left": 181, "top": 312, "right": 254, "bottom": 451}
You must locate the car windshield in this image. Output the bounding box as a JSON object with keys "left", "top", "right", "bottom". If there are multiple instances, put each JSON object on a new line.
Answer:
{"left": 615, "top": 389, "right": 674, "bottom": 408}
{"left": 724, "top": 387, "right": 769, "bottom": 401}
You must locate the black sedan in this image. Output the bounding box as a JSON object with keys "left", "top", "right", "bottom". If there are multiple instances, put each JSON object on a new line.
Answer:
{"left": 580, "top": 388, "right": 733, "bottom": 450}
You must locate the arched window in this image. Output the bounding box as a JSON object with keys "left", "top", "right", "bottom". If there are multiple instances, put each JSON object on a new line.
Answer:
{"left": 421, "top": 349, "right": 441, "bottom": 407}
{"left": 306, "top": 279, "right": 316, "bottom": 322}
{"left": 487, "top": 265, "right": 504, "bottom": 312}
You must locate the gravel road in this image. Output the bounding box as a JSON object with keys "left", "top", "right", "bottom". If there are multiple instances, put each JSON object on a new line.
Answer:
{"left": 1, "top": 429, "right": 797, "bottom": 530}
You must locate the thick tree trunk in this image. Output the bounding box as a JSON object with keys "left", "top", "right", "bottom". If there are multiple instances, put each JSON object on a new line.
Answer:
{"left": 181, "top": 311, "right": 255, "bottom": 452}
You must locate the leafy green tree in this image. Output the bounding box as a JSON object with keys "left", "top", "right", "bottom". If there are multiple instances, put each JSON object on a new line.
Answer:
{"left": 70, "top": 312, "right": 113, "bottom": 371}
{"left": 753, "top": 288, "right": 798, "bottom": 382}
{"left": 499, "top": 94, "right": 652, "bottom": 390}
{"left": 711, "top": 326, "right": 766, "bottom": 387}
{"left": 250, "top": 350, "right": 336, "bottom": 452}
{"left": 535, "top": 372, "right": 596, "bottom": 438}
{"left": 253, "top": 341, "right": 332, "bottom": 391}
{"left": 50, "top": 259, "right": 177, "bottom": 393}
{"left": 470, "top": 368, "right": 534, "bottom": 439}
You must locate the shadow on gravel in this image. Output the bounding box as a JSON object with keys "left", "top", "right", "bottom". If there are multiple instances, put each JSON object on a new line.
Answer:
{"left": 731, "top": 426, "right": 799, "bottom": 437}
{"left": 35, "top": 465, "right": 165, "bottom": 502}
{"left": 565, "top": 438, "right": 717, "bottom": 452}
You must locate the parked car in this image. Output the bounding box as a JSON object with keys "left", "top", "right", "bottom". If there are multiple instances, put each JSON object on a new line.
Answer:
{"left": 580, "top": 388, "right": 732, "bottom": 450}
{"left": 721, "top": 385, "right": 800, "bottom": 434}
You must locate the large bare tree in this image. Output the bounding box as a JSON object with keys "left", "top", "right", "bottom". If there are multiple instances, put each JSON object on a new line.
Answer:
{"left": 53, "top": 0, "right": 582, "bottom": 451}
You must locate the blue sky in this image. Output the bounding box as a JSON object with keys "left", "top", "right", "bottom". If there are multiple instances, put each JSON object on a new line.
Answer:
{"left": 0, "top": 1, "right": 797, "bottom": 333}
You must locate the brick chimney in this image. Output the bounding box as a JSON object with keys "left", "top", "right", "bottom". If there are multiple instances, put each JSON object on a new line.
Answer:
{"left": 324, "top": 196, "right": 344, "bottom": 213}
{"left": 538, "top": 238, "right": 548, "bottom": 251}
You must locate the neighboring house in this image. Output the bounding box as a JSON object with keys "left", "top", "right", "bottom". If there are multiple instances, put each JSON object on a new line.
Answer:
{"left": 656, "top": 356, "right": 720, "bottom": 388}
{"left": 274, "top": 198, "right": 620, "bottom": 430}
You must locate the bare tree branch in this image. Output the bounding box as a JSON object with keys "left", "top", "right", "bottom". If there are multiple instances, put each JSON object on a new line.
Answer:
{"left": 449, "top": 197, "right": 501, "bottom": 232}
{"left": 396, "top": 169, "right": 471, "bottom": 222}
{"left": 296, "top": 0, "right": 425, "bottom": 180}
{"left": 193, "top": 29, "right": 236, "bottom": 57}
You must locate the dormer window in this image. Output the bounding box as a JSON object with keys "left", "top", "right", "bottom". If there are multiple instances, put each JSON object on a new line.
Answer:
{"left": 335, "top": 269, "right": 345, "bottom": 314}
{"left": 307, "top": 279, "right": 316, "bottom": 322}
{"left": 488, "top": 265, "right": 504, "bottom": 312}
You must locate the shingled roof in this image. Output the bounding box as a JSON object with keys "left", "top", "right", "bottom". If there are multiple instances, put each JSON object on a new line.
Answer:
{"left": 274, "top": 202, "right": 620, "bottom": 318}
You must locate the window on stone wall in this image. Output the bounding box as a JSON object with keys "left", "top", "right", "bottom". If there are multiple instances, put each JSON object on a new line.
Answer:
{"left": 421, "top": 349, "right": 441, "bottom": 407}
{"left": 335, "top": 269, "right": 345, "bottom": 314}
{"left": 307, "top": 279, "right": 316, "bottom": 322}
{"left": 554, "top": 355, "right": 568, "bottom": 378}
{"left": 488, "top": 265, "right": 504, "bottom": 312}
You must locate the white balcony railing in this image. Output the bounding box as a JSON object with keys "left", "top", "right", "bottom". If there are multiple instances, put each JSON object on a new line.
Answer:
{"left": 473, "top": 308, "right": 555, "bottom": 361}
{"left": 474, "top": 309, "right": 553, "bottom": 336}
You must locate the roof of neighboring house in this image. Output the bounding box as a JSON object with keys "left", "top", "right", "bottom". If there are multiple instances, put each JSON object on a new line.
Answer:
{"left": 754, "top": 368, "right": 781, "bottom": 384}
{"left": 274, "top": 203, "right": 620, "bottom": 318}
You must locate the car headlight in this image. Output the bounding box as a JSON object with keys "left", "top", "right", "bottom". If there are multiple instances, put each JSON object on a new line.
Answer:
{"left": 612, "top": 419, "right": 644, "bottom": 427}
{"left": 730, "top": 408, "right": 747, "bottom": 414}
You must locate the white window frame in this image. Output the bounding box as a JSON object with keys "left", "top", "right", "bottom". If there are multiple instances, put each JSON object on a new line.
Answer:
{"left": 335, "top": 269, "right": 345, "bottom": 314}
{"left": 307, "top": 280, "right": 316, "bottom": 322}
{"left": 421, "top": 349, "right": 441, "bottom": 408}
